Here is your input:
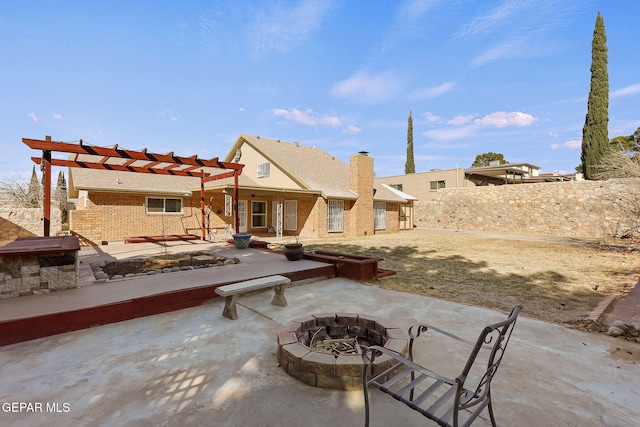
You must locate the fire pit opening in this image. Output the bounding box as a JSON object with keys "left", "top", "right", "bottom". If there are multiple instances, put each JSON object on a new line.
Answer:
{"left": 277, "top": 313, "right": 408, "bottom": 390}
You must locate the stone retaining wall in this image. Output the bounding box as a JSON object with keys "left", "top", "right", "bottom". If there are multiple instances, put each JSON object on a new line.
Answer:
{"left": 414, "top": 178, "right": 638, "bottom": 238}
{"left": 0, "top": 252, "right": 79, "bottom": 298}
{"left": 0, "top": 200, "right": 62, "bottom": 245}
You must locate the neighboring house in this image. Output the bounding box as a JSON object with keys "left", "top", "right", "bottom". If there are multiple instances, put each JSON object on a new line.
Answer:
{"left": 67, "top": 134, "right": 415, "bottom": 243}
{"left": 376, "top": 163, "right": 578, "bottom": 201}
{"left": 376, "top": 168, "right": 474, "bottom": 201}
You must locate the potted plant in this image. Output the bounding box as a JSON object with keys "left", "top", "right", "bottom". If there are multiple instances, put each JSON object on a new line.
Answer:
{"left": 232, "top": 233, "right": 252, "bottom": 249}
{"left": 283, "top": 236, "right": 304, "bottom": 261}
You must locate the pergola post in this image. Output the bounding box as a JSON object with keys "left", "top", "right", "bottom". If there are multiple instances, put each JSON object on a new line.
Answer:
{"left": 200, "top": 173, "right": 206, "bottom": 240}
{"left": 42, "top": 136, "right": 52, "bottom": 237}
{"left": 234, "top": 171, "right": 239, "bottom": 233}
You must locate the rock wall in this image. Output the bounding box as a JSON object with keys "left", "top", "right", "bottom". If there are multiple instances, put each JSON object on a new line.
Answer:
{"left": 0, "top": 200, "right": 62, "bottom": 245}
{"left": 414, "top": 178, "right": 639, "bottom": 238}
{"left": 0, "top": 252, "right": 79, "bottom": 298}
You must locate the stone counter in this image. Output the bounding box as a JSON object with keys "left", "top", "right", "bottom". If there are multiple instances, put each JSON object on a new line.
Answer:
{"left": 0, "top": 236, "right": 80, "bottom": 298}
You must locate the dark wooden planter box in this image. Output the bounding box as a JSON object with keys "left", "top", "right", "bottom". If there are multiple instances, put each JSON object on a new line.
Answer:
{"left": 303, "top": 250, "right": 384, "bottom": 281}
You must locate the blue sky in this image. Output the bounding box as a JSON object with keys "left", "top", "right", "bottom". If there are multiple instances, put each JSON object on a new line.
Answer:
{"left": 2, "top": 0, "right": 639, "bottom": 182}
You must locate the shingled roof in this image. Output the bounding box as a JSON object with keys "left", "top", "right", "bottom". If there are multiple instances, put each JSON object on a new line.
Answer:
{"left": 223, "top": 134, "right": 407, "bottom": 202}
{"left": 68, "top": 135, "right": 410, "bottom": 203}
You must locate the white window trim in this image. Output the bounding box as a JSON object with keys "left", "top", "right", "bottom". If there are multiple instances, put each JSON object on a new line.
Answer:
{"left": 146, "top": 197, "right": 183, "bottom": 214}
{"left": 374, "top": 202, "right": 386, "bottom": 230}
{"left": 327, "top": 200, "right": 344, "bottom": 233}
{"left": 284, "top": 200, "right": 297, "bottom": 231}
{"left": 251, "top": 200, "right": 268, "bottom": 228}
{"left": 257, "top": 162, "right": 271, "bottom": 178}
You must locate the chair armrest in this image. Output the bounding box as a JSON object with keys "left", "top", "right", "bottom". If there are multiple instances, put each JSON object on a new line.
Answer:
{"left": 361, "top": 345, "right": 455, "bottom": 386}
{"left": 408, "top": 323, "right": 493, "bottom": 352}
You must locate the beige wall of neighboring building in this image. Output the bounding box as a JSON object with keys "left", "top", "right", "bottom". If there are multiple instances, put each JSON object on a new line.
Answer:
{"left": 376, "top": 168, "right": 474, "bottom": 201}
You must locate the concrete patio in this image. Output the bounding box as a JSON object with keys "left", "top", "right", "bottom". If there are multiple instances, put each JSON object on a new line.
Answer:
{"left": 1, "top": 271, "right": 639, "bottom": 426}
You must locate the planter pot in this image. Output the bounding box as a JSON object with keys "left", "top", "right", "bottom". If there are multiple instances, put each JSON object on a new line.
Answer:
{"left": 283, "top": 244, "right": 304, "bottom": 261}
{"left": 232, "top": 233, "right": 252, "bottom": 249}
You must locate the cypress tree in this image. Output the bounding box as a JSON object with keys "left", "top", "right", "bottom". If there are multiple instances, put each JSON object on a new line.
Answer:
{"left": 54, "top": 171, "right": 68, "bottom": 223}
{"left": 27, "top": 166, "right": 41, "bottom": 207}
{"left": 581, "top": 12, "right": 609, "bottom": 180}
{"left": 405, "top": 110, "right": 415, "bottom": 174}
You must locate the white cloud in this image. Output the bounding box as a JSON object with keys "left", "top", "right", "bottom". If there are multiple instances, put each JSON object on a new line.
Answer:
{"left": 343, "top": 124, "right": 361, "bottom": 135}
{"left": 473, "top": 111, "right": 537, "bottom": 128}
{"left": 252, "top": 0, "right": 336, "bottom": 55}
{"left": 448, "top": 115, "right": 474, "bottom": 126}
{"left": 272, "top": 108, "right": 342, "bottom": 127}
{"left": 410, "top": 82, "right": 455, "bottom": 99}
{"left": 158, "top": 109, "right": 178, "bottom": 121}
{"left": 398, "top": 0, "right": 434, "bottom": 19}
{"left": 53, "top": 113, "right": 63, "bottom": 120}
{"left": 550, "top": 143, "right": 559, "bottom": 150}
{"left": 457, "top": 1, "right": 519, "bottom": 39}
{"left": 239, "top": 107, "right": 245, "bottom": 112}
{"left": 611, "top": 83, "right": 640, "bottom": 98}
{"left": 331, "top": 71, "right": 405, "bottom": 104}
{"left": 422, "top": 126, "right": 477, "bottom": 140}
{"left": 563, "top": 139, "right": 581, "bottom": 149}
{"left": 28, "top": 112, "right": 38, "bottom": 122}
{"left": 470, "top": 38, "right": 525, "bottom": 67}
{"left": 423, "top": 112, "right": 441, "bottom": 123}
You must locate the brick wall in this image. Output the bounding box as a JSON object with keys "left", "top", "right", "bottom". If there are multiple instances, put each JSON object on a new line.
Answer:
{"left": 70, "top": 193, "right": 204, "bottom": 243}
{"left": 414, "top": 178, "right": 639, "bottom": 238}
{"left": 349, "top": 153, "right": 374, "bottom": 236}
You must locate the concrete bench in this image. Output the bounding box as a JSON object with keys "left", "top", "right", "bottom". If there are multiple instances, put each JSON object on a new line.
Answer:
{"left": 215, "top": 275, "right": 291, "bottom": 320}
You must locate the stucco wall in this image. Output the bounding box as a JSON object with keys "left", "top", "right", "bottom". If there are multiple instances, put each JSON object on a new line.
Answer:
{"left": 414, "top": 178, "right": 638, "bottom": 238}
{"left": 376, "top": 168, "right": 474, "bottom": 201}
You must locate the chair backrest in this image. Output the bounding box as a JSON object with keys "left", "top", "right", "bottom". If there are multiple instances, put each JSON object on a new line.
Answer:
{"left": 456, "top": 305, "right": 522, "bottom": 412}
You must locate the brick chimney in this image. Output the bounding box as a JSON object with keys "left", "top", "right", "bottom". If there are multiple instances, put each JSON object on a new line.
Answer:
{"left": 349, "top": 151, "right": 374, "bottom": 236}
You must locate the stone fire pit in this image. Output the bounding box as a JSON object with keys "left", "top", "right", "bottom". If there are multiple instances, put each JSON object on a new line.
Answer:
{"left": 276, "top": 313, "right": 408, "bottom": 390}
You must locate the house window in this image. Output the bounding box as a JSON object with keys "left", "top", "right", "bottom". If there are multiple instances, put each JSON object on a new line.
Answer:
{"left": 252, "top": 201, "right": 267, "bottom": 228}
{"left": 391, "top": 184, "right": 403, "bottom": 191}
{"left": 327, "top": 200, "right": 344, "bottom": 232}
{"left": 257, "top": 162, "right": 270, "bottom": 178}
{"left": 374, "top": 202, "right": 386, "bottom": 230}
{"left": 146, "top": 197, "right": 182, "bottom": 214}
{"left": 284, "top": 200, "right": 297, "bottom": 231}
{"left": 430, "top": 180, "right": 446, "bottom": 191}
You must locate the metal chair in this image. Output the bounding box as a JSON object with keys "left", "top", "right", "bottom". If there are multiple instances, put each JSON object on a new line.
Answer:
{"left": 362, "top": 305, "right": 522, "bottom": 427}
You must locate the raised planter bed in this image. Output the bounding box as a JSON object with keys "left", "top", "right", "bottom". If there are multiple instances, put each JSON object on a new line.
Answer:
{"left": 303, "top": 250, "right": 395, "bottom": 281}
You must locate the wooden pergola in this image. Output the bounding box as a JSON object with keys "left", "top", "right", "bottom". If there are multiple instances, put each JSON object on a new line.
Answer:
{"left": 23, "top": 136, "right": 244, "bottom": 240}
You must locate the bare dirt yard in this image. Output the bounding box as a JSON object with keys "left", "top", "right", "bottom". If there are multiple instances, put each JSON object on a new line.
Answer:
{"left": 298, "top": 228, "right": 640, "bottom": 335}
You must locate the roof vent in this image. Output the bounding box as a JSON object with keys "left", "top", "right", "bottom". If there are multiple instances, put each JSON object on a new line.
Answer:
{"left": 313, "top": 142, "right": 317, "bottom": 149}
{"left": 294, "top": 141, "right": 299, "bottom": 147}
{"left": 358, "top": 151, "right": 369, "bottom": 156}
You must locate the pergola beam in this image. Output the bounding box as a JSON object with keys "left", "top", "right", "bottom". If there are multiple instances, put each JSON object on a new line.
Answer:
{"left": 24, "top": 137, "right": 244, "bottom": 239}
{"left": 23, "top": 137, "right": 242, "bottom": 170}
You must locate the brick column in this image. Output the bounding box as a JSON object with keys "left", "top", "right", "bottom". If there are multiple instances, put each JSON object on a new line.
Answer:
{"left": 349, "top": 152, "right": 374, "bottom": 236}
